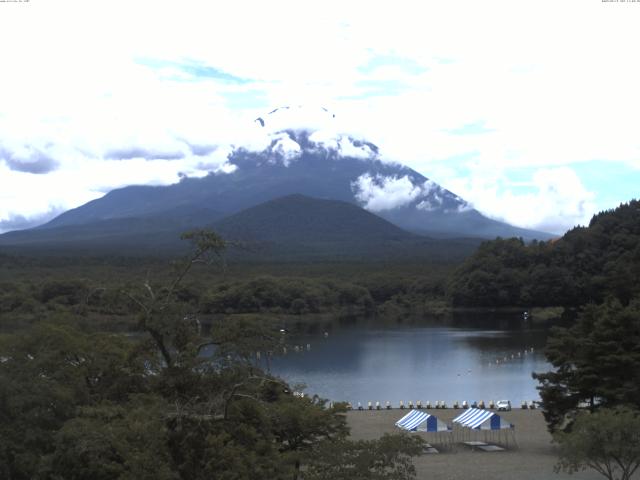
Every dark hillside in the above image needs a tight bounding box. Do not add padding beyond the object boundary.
[448,199,640,307]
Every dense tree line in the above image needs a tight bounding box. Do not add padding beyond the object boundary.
[202,276,374,316]
[0,231,423,479]
[0,261,453,335]
[533,298,640,432]
[448,200,640,307]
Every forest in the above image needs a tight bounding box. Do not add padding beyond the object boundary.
[448,200,640,308]
[1,201,640,478]
[0,231,425,479]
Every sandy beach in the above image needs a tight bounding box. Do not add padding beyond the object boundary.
[347,409,626,480]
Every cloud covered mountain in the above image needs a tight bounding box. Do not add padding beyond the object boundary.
[0,107,553,254]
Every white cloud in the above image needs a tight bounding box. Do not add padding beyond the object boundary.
[445,166,596,234]
[0,0,638,232]
[270,133,302,166]
[352,174,423,211]
[337,137,374,159]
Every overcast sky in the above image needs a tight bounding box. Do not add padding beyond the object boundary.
[1,0,639,234]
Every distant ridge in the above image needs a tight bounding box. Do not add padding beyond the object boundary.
[0,194,481,262]
[214,194,414,243]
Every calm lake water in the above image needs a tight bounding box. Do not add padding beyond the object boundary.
[269,314,551,406]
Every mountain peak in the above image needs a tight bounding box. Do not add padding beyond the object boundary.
[254,105,337,132]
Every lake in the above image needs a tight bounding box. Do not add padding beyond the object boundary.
[269,314,551,406]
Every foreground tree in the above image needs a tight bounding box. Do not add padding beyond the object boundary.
[534,298,640,431]
[303,433,424,480]
[555,407,640,480]
[1,230,423,479]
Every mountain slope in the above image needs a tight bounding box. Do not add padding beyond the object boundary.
[39,128,552,242]
[0,195,481,261]
[213,194,414,243]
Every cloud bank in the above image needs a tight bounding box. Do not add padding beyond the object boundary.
[352,174,426,212]
[0,0,638,234]
[447,166,596,234]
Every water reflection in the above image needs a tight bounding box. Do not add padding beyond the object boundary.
[270,315,550,405]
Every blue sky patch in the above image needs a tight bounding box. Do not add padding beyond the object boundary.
[136,57,252,84]
[358,54,427,75]
[221,89,270,110]
[572,161,639,210]
[448,121,494,135]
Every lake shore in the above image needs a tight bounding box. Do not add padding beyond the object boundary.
[346,409,607,480]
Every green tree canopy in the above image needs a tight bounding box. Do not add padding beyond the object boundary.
[555,407,640,480]
[534,298,640,432]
